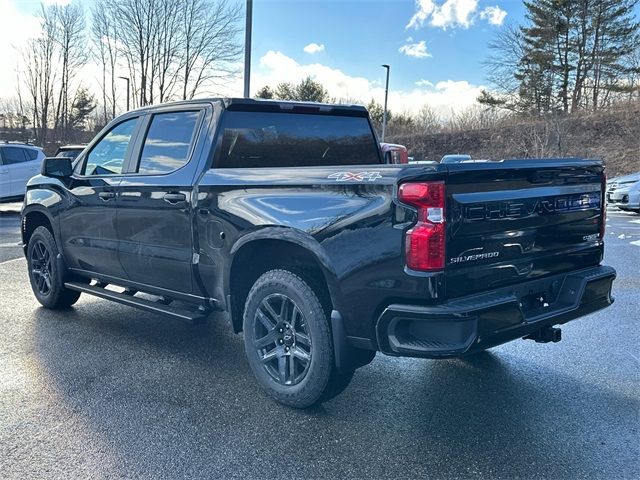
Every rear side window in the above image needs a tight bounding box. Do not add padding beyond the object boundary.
[26,149,39,160]
[215,111,380,168]
[1,147,29,164]
[137,111,200,175]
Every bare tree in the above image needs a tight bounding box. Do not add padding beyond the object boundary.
[482,24,526,102]
[152,0,185,102]
[92,0,119,122]
[416,104,441,133]
[52,3,87,142]
[106,0,155,107]
[179,0,242,99]
[22,6,59,145]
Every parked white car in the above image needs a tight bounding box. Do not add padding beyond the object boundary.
[0,142,46,201]
[607,172,640,213]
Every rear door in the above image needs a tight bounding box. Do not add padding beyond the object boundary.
[444,160,604,298]
[116,107,207,294]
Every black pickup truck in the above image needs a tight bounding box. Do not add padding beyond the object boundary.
[21,98,615,407]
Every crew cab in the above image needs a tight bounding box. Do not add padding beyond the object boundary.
[21,98,615,407]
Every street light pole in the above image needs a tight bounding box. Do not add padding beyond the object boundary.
[243,0,253,98]
[381,64,390,142]
[118,76,130,111]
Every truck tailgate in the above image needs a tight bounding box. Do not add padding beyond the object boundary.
[444,160,605,298]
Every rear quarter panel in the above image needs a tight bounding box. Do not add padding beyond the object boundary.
[195,165,442,342]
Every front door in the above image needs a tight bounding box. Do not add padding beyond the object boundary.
[117,109,204,294]
[58,116,141,279]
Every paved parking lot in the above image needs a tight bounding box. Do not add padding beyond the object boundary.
[0,202,638,479]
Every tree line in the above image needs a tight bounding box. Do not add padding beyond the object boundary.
[1,0,638,148]
[4,0,242,147]
[481,0,639,114]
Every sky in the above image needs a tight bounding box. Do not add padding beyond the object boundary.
[1,0,530,117]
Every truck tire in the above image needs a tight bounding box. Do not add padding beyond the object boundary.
[27,226,81,309]
[243,269,353,408]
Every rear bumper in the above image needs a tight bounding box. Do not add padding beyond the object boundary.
[376,265,615,358]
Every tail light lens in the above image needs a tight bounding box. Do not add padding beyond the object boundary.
[397,147,409,164]
[600,172,607,239]
[398,181,445,271]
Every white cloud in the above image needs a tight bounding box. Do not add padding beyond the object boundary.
[399,40,432,58]
[251,50,484,117]
[407,0,506,29]
[480,6,507,26]
[303,42,325,54]
[415,79,434,87]
[407,0,479,30]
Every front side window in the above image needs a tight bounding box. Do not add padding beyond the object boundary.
[1,147,29,165]
[84,117,139,176]
[215,111,381,168]
[137,111,200,175]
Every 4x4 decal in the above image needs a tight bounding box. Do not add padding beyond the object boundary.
[327,171,382,182]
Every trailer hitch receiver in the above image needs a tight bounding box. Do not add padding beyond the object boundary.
[524,326,562,343]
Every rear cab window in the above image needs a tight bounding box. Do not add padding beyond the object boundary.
[215,111,381,168]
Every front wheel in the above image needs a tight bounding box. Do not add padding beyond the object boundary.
[243,269,353,408]
[27,226,81,309]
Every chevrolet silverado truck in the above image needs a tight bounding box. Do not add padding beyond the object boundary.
[21,98,616,407]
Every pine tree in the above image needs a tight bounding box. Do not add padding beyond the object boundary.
[68,88,96,131]
[295,77,329,103]
[492,0,639,114]
[587,0,640,110]
[255,86,274,99]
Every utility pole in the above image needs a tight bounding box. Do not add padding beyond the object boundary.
[118,76,130,111]
[244,0,253,98]
[381,64,390,142]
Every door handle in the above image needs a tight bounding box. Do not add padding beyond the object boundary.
[163,192,186,204]
[99,191,116,201]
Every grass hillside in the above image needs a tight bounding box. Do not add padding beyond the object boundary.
[390,102,640,177]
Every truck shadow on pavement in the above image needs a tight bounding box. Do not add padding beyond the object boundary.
[29,301,638,478]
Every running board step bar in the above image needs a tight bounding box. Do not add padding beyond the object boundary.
[64,281,208,322]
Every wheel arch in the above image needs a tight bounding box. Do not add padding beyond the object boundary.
[227,228,344,334]
[21,205,58,255]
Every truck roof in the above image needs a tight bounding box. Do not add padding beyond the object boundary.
[126,97,369,117]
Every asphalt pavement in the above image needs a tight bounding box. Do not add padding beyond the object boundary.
[0,202,22,263]
[0,202,638,479]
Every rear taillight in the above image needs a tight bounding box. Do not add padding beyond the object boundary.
[600,172,606,239]
[398,181,445,271]
[397,147,409,164]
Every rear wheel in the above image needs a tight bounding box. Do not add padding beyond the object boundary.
[243,269,353,408]
[27,226,81,309]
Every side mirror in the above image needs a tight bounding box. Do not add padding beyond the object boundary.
[41,157,73,178]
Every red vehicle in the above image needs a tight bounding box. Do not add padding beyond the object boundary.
[380,142,408,164]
